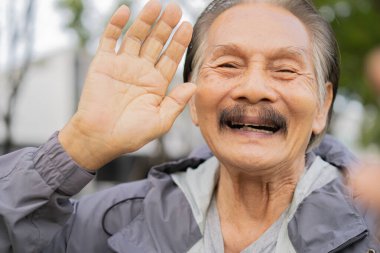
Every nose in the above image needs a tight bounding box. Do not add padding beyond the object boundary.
[230,68,278,104]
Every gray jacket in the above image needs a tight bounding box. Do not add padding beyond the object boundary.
[0,132,379,253]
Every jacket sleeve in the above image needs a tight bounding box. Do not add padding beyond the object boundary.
[0,132,94,253]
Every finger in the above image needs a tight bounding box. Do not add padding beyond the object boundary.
[118,0,162,55]
[156,21,193,82]
[159,83,196,132]
[140,2,182,63]
[98,5,130,53]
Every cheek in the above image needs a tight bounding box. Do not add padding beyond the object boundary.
[193,86,216,123]
[282,86,319,125]
[195,76,232,113]
[292,96,317,116]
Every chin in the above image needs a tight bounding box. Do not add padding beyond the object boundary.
[216,147,287,173]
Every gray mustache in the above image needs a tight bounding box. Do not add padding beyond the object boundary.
[219,104,288,134]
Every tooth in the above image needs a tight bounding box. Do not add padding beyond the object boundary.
[241,126,273,133]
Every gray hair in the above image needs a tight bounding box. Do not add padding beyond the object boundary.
[183,0,340,150]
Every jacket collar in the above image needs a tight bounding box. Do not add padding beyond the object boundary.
[287,176,370,252]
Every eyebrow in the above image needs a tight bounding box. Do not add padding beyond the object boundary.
[268,46,309,64]
[208,44,245,61]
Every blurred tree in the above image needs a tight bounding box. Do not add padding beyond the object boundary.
[1,0,36,154]
[57,0,91,105]
[315,0,380,104]
[57,0,90,48]
[314,0,380,147]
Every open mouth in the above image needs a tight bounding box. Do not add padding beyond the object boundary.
[219,104,287,135]
[227,121,281,134]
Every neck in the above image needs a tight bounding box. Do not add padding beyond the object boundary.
[216,158,305,252]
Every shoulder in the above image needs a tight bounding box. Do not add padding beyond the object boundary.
[289,171,379,252]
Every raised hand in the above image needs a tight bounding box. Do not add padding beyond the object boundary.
[59,0,195,171]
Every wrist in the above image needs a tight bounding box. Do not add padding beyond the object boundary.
[58,116,115,172]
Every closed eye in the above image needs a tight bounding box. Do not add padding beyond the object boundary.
[277,69,296,73]
[272,67,299,80]
[218,63,237,68]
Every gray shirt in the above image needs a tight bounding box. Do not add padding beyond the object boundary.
[204,196,285,253]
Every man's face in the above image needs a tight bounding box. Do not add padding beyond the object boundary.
[190,3,332,174]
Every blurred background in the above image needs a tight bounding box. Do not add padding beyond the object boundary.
[0,0,380,192]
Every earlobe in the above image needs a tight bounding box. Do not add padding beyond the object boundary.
[189,96,199,126]
[312,82,333,134]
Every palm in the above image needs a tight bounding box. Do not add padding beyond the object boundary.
[100,52,169,94]
[80,52,169,151]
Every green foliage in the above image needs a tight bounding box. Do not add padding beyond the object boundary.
[314,0,380,104]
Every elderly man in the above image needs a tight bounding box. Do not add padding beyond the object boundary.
[0,0,378,252]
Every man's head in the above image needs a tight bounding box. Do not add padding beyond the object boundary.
[184,0,340,173]
[184,0,339,151]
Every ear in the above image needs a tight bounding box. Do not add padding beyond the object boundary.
[189,95,199,126]
[312,82,333,135]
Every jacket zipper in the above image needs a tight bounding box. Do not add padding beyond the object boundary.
[328,230,368,253]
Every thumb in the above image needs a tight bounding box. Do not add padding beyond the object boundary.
[159,82,196,132]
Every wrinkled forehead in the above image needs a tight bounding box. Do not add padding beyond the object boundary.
[205,2,312,59]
